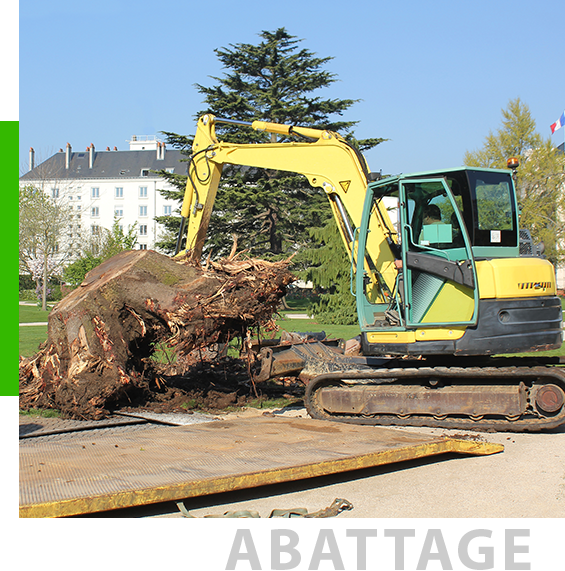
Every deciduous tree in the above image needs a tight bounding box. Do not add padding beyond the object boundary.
[19,185,70,310]
[464,98,565,266]
[63,219,138,287]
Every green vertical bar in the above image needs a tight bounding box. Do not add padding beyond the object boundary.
[2,121,19,396]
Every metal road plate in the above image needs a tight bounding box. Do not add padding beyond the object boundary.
[115,411,221,425]
[19,416,503,518]
[19,415,146,438]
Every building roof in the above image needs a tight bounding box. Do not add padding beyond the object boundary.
[20,148,187,182]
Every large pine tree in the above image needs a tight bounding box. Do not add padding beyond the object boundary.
[155,28,385,323]
[156,28,383,259]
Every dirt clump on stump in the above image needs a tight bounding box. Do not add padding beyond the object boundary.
[19,249,295,420]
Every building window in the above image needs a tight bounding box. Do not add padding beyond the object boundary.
[139,186,148,198]
[114,207,123,218]
[91,225,100,235]
[52,188,59,198]
[68,195,73,201]
[138,244,147,250]
[91,187,99,199]
[91,206,99,217]
[115,187,123,198]
[77,205,81,210]
[163,205,172,215]
[140,169,150,177]
[139,205,148,217]
[139,225,148,236]
[77,195,81,201]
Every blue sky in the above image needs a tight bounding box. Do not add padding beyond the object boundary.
[19,0,565,177]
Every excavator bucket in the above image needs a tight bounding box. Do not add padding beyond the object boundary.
[20,415,503,518]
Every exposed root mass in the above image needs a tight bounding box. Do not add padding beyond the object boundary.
[19,249,295,419]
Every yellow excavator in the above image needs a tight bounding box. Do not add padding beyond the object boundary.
[174,114,564,431]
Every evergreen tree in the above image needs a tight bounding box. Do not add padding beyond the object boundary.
[155,28,383,261]
[298,219,358,324]
[464,98,565,266]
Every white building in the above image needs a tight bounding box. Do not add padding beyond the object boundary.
[20,136,185,254]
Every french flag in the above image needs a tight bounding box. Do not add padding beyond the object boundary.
[550,111,565,134]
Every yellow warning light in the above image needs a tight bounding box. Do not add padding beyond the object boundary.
[507,157,519,169]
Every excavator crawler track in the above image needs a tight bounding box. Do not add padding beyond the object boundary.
[305,365,565,432]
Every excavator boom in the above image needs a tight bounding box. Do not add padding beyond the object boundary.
[176,114,399,298]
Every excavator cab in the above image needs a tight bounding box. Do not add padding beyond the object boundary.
[355,168,562,357]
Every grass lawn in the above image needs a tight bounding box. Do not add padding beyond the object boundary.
[19,304,52,323]
[19,304,51,357]
[19,408,61,418]
[275,316,360,342]
[19,325,48,358]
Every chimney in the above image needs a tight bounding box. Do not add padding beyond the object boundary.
[65,142,71,169]
[113,146,118,151]
[29,147,35,171]
[89,143,95,169]
[157,142,166,160]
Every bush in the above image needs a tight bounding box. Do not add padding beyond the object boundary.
[48,283,63,302]
[20,283,63,303]
[63,254,102,288]
[19,289,37,302]
[19,274,35,291]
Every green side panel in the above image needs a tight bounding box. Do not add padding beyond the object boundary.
[3,120,19,397]
[472,246,519,259]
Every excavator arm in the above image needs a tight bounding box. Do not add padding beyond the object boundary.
[175,114,398,297]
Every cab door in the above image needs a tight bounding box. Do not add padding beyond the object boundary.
[399,178,478,327]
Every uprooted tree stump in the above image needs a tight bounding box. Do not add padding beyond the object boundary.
[19,249,295,419]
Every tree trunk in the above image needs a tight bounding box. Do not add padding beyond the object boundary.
[42,252,48,312]
[19,249,294,419]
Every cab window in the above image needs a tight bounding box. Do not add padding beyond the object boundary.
[403,181,465,252]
